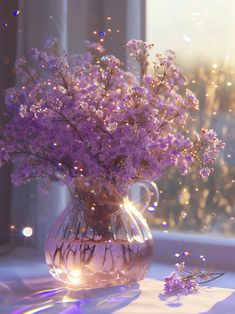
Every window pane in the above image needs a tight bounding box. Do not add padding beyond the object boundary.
[147,0,235,236]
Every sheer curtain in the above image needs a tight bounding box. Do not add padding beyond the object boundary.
[0,0,145,258]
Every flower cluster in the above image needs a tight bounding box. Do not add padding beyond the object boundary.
[0,38,224,192]
[163,262,224,295]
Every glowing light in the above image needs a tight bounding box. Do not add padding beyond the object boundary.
[183,35,192,42]
[99,31,105,36]
[63,295,75,303]
[181,211,188,218]
[10,225,15,229]
[106,16,112,20]
[212,63,218,69]
[24,304,53,314]
[68,269,81,284]
[13,10,20,16]
[174,253,180,258]
[162,221,168,227]
[148,206,155,212]
[2,22,8,28]
[183,251,190,257]
[22,227,33,237]
[227,81,232,87]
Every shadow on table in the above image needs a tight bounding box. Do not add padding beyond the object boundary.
[0,275,141,314]
[200,291,235,314]
[158,290,199,308]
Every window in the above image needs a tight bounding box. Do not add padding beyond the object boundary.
[147,0,235,237]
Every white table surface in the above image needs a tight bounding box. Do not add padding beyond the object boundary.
[0,255,235,314]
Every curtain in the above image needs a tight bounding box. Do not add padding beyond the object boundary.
[0,0,145,258]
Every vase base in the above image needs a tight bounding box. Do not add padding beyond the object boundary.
[46,239,153,289]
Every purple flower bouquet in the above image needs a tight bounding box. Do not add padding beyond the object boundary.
[0,38,224,288]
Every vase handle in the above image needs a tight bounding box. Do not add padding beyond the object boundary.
[127,180,159,214]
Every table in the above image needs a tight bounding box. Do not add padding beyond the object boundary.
[1,256,235,314]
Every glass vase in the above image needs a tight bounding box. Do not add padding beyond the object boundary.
[45,177,158,289]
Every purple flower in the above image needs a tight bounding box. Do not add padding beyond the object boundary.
[163,262,224,295]
[199,167,212,178]
[0,38,224,193]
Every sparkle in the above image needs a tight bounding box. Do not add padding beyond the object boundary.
[106,16,112,20]
[99,31,105,37]
[148,206,155,212]
[10,225,15,229]
[174,253,180,258]
[183,251,190,256]
[13,10,20,16]
[69,269,81,284]
[22,227,33,237]
[183,35,192,42]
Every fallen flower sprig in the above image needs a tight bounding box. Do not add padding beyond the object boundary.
[163,262,224,294]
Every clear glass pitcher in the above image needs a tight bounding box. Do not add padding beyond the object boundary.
[45,177,159,289]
